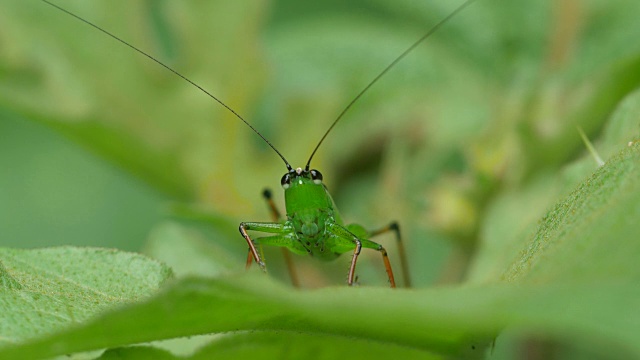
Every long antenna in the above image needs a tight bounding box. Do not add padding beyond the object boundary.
[305,0,476,171]
[41,0,293,172]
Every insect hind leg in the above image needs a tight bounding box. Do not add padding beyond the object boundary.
[331,223,397,288]
[262,188,300,287]
[262,188,282,219]
[358,237,396,289]
[369,222,411,287]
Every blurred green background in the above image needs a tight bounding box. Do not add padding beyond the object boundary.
[2,0,640,283]
[2,0,640,358]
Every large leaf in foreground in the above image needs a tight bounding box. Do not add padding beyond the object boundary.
[0,247,172,346]
[1,143,638,359]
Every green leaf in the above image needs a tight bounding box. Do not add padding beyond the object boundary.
[599,88,640,154]
[470,89,640,284]
[0,276,635,360]
[98,346,176,360]
[189,332,441,360]
[1,142,639,359]
[503,144,640,283]
[0,247,172,346]
[143,222,240,278]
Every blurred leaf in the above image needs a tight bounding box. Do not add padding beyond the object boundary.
[189,332,440,360]
[599,88,640,154]
[470,90,640,283]
[0,247,172,346]
[143,222,240,278]
[98,346,176,360]
[503,144,640,283]
[0,0,269,203]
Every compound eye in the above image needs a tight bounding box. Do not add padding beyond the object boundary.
[310,169,323,184]
[280,173,291,189]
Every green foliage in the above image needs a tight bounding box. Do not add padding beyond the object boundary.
[0,247,172,346]
[1,0,640,359]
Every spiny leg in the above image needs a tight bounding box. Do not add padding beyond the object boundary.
[355,241,396,288]
[369,222,410,287]
[377,245,396,288]
[240,224,265,271]
[245,236,267,270]
[239,221,288,272]
[247,233,309,272]
[243,189,283,271]
[244,240,267,270]
[263,188,300,287]
[331,223,397,288]
[347,238,363,287]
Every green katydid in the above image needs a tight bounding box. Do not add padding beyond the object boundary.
[43,0,476,288]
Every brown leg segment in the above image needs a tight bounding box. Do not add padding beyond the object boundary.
[369,222,411,288]
[245,242,267,270]
[245,248,254,269]
[239,223,266,272]
[263,188,300,287]
[262,189,281,219]
[347,238,363,286]
[377,245,396,288]
[280,249,300,287]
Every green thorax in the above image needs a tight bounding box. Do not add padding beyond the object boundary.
[283,168,343,259]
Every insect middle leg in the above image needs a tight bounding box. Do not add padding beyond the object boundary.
[262,189,300,287]
[329,223,397,288]
[359,238,396,288]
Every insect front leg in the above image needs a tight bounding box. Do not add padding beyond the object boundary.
[239,222,285,272]
[239,222,304,274]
